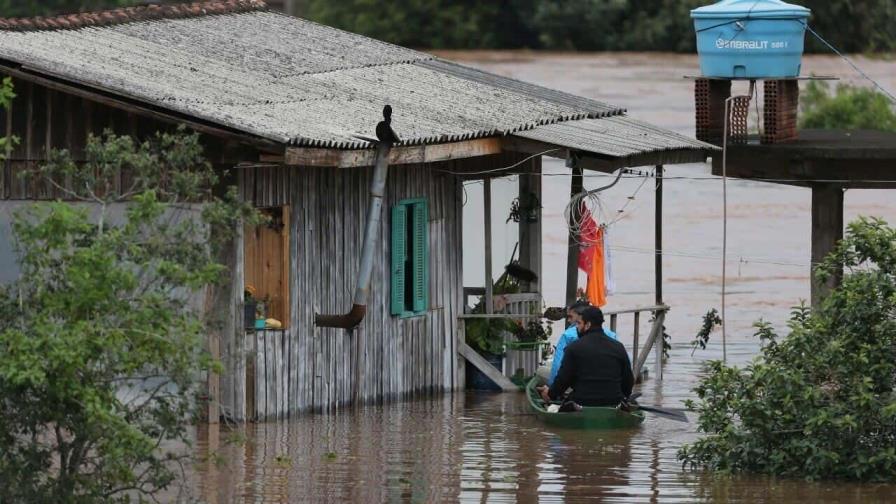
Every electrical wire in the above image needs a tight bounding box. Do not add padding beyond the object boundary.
[609,244,811,268]
[608,173,651,226]
[435,148,561,176]
[563,167,634,247]
[805,23,896,104]
[458,170,896,185]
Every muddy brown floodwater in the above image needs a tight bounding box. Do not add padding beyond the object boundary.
[186,52,896,502]
[188,343,896,503]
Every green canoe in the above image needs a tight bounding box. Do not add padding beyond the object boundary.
[526,377,645,429]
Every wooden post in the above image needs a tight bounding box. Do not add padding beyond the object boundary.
[654,311,664,382]
[635,310,665,383]
[565,164,584,306]
[655,165,663,305]
[484,177,494,314]
[631,311,640,379]
[206,311,220,424]
[456,319,466,390]
[811,185,844,306]
[654,166,664,382]
[518,156,542,293]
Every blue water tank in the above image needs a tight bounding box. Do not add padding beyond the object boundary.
[692,0,811,78]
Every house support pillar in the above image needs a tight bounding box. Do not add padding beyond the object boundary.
[564,164,584,306]
[519,156,542,293]
[811,184,843,306]
[654,165,664,382]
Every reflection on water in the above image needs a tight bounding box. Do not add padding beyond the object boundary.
[191,343,896,503]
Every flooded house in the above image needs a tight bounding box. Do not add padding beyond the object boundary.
[0,0,714,422]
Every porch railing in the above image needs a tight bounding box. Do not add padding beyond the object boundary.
[456,303,670,391]
[604,304,669,382]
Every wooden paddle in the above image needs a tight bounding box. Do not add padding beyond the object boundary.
[631,403,689,423]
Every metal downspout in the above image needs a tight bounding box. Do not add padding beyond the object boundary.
[314,143,391,328]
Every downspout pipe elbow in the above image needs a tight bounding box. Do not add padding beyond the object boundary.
[314,142,391,329]
[314,304,367,329]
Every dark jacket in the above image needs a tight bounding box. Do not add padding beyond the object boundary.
[548,327,634,406]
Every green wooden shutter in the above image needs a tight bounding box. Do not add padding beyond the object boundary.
[411,201,428,313]
[390,204,407,315]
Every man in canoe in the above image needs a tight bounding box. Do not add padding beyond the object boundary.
[537,306,634,407]
[547,301,618,386]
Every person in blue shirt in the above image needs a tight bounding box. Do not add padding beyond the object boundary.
[548,301,617,386]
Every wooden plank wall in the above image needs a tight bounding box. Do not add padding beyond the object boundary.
[0,75,191,200]
[238,153,535,418]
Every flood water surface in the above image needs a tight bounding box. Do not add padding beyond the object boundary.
[191,343,896,503]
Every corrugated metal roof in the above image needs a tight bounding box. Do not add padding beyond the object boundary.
[0,9,624,149]
[513,115,717,160]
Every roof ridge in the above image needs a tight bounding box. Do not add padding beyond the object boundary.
[0,0,267,32]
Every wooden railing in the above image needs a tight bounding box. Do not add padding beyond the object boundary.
[460,292,544,381]
[457,303,671,391]
[604,304,669,382]
[497,293,544,381]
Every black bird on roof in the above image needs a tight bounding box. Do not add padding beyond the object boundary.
[375,105,401,145]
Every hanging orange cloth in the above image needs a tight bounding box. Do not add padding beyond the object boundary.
[585,227,607,307]
[576,202,607,307]
[577,202,599,273]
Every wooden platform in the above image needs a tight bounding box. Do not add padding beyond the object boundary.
[712,129,896,189]
[710,128,896,304]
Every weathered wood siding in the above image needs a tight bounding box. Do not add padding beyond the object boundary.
[0,76,264,201]
[239,159,472,416]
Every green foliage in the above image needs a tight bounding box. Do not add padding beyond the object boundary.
[4,0,896,53]
[679,217,896,482]
[0,0,138,17]
[464,275,519,355]
[0,77,16,160]
[301,0,896,52]
[533,0,703,51]
[801,81,896,131]
[690,308,722,356]
[799,0,896,53]
[306,0,540,49]
[0,129,257,501]
[464,317,517,356]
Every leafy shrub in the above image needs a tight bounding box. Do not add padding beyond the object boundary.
[800,81,896,132]
[0,129,257,501]
[679,217,896,482]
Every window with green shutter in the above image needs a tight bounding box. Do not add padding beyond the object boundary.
[390,198,428,317]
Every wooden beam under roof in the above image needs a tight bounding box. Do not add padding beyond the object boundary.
[285,137,503,167]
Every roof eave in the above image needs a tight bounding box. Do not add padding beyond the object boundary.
[1,61,285,152]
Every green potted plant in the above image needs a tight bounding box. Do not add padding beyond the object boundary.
[464,274,522,390]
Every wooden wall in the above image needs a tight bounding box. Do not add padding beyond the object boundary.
[0,77,175,199]
[0,75,263,201]
[237,153,535,417]
[238,160,462,415]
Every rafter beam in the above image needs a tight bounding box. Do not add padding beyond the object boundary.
[284,137,503,167]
